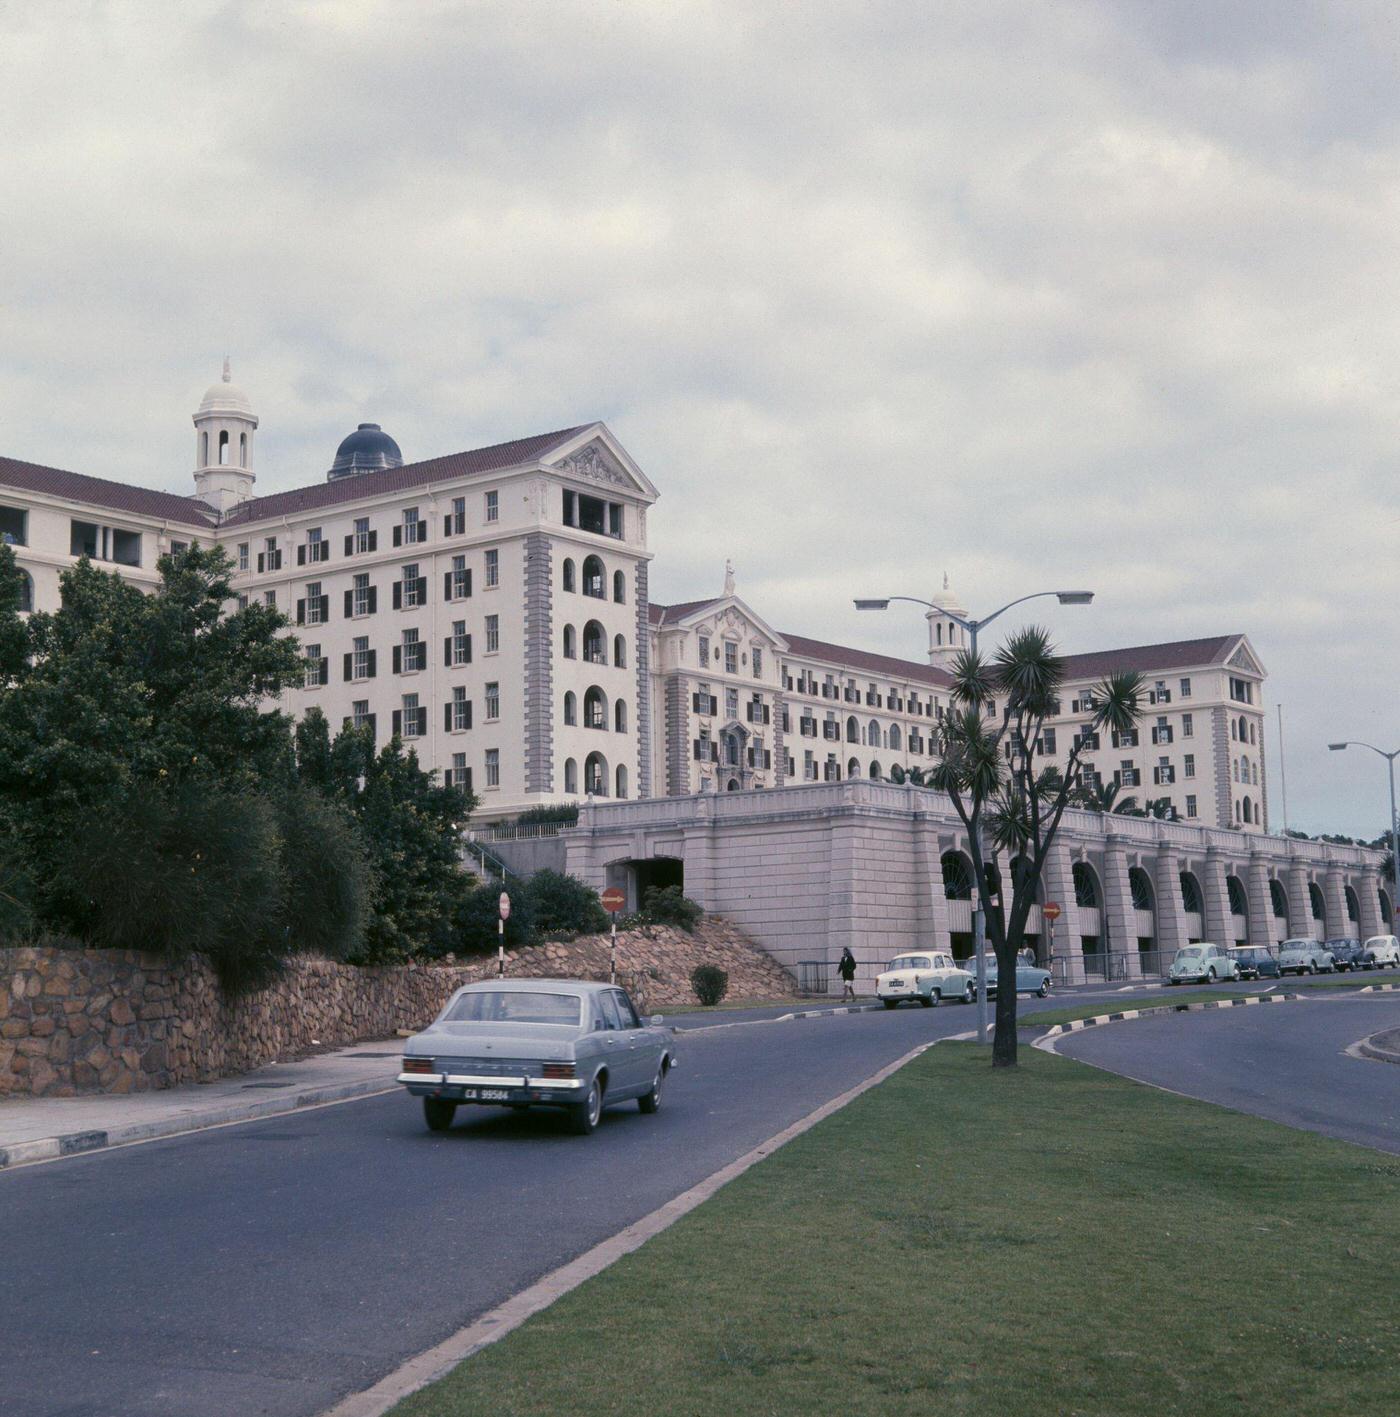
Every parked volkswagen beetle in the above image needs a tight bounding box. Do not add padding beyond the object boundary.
[1362,935,1400,969]
[398,979,677,1135]
[1168,943,1239,985]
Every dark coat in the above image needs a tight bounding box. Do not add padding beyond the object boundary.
[837,949,857,981]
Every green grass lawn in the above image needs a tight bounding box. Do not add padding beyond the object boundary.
[1019,993,1243,1029]
[390,1044,1400,1417]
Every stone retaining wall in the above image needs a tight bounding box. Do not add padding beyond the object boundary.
[0,919,794,1098]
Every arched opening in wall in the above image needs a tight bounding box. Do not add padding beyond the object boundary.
[1180,871,1204,916]
[1270,879,1288,920]
[613,634,627,669]
[17,570,33,614]
[889,764,906,784]
[1309,882,1325,923]
[563,691,577,726]
[846,716,859,743]
[868,760,881,780]
[562,558,576,593]
[847,756,860,779]
[1242,799,1253,825]
[584,751,608,795]
[1226,875,1248,917]
[582,555,605,598]
[562,624,576,658]
[614,700,628,733]
[218,430,229,465]
[200,431,209,465]
[1345,885,1360,924]
[889,724,902,750]
[615,764,628,799]
[239,432,248,467]
[613,569,626,604]
[1381,889,1394,925]
[582,620,606,665]
[1073,862,1100,909]
[584,686,607,729]
[942,851,974,900]
[726,778,740,791]
[564,758,578,794]
[626,856,684,913]
[1129,867,1154,912]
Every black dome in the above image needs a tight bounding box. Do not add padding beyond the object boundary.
[327,423,404,481]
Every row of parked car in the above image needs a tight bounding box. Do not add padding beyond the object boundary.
[874,951,1052,1007]
[1168,934,1400,983]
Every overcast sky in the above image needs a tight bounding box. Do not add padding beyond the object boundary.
[3,1,1397,835]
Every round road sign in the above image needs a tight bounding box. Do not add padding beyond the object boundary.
[1042,902,1062,922]
[498,892,511,920]
[600,887,626,914]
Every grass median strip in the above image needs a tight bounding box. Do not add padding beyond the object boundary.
[389,1044,1400,1417]
[1019,992,1242,1029]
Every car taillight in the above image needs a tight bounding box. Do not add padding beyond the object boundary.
[541,1062,576,1079]
[403,1058,434,1074]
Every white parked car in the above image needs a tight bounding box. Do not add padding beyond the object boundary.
[876,952,976,1008]
[1362,935,1400,969]
[1278,938,1336,975]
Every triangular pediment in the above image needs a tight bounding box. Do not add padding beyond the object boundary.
[665,595,789,653]
[545,424,659,500]
[1226,637,1266,677]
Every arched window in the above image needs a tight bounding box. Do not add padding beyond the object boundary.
[562,624,576,658]
[615,764,628,798]
[846,716,859,743]
[1227,875,1248,915]
[847,756,860,779]
[941,852,974,900]
[1270,879,1288,919]
[218,430,229,465]
[1180,872,1204,914]
[1072,862,1100,909]
[1309,882,1325,921]
[1238,715,1248,740]
[582,620,606,665]
[869,760,881,780]
[16,569,33,614]
[937,623,943,644]
[563,691,577,726]
[1242,798,1252,824]
[889,764,906,783]
[200,430,209,465]
[1346,885,1360,922]
[1249,722,1256,744]
[585,751,607,795]
[888,724,902,751]
[582,555,605,598]
[614,700,628,733]
[562,558,575,593]
[614,634,627,669]
[613,569,626,604]
[239,432,248,467]
[1129,867,1154,911]
[584,686,607,729]
[866,720,881,747]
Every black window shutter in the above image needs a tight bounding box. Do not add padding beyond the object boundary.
[464,570,471,596]
[416,708,427,736]
[320,594,329,622]
[392,710,402,737]
[465,702,472,728]
[296,599,305,625]
[344,534,353,556]
[343,652,353,681]
[392,582,402,611]
[443,515,451,536]
[444,702,453,732]
[322,543,331,562]
[764,706,771,724]
[344,589,353,617]
[366,714,375,737]
[692,693,700,713]
[392,646,402,675]
[416,577,427,604]
[392,525,401,548]
[694,740,701,760]
[464,635,472,662]
[319,658,329,686]
[366,650,376,678]
[764,750,772,769]
[444,571,452,600]
[296,545,306,566]
[367,586,377,614]
[368,529,378,551]
[257,553,265,573]
[444,637,452,666]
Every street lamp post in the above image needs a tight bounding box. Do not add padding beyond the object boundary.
[1329,741,1400,929]
[855,588,1095,1044]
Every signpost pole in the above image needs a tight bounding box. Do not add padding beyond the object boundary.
[600,886,626,986]
[1043,902,1062,981]
[497,891,511,976]
[610,918,617,985]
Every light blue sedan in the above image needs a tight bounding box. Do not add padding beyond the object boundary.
[398,979,677,1136]
[978,954,1051,999]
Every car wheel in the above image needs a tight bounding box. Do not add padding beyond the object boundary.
[1307,962,1317,975]
[423,1098,457,1133]
[638,1062,665,1114]
[570,1077,604,1135]
[1038,979,1050,998]
[963,982,976,1004]
[928,988,941,1007]
[882,999,898,1010]
[1206,968,1217,982]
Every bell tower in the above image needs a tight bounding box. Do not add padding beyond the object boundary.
[193,358,258,514]
[926,572,969,670]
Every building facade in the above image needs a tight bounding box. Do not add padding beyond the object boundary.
[1,368,1266,830]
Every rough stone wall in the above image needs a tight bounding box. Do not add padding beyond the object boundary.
[0,918,794,1099]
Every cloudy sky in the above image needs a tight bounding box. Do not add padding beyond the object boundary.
[3,1,1397,834]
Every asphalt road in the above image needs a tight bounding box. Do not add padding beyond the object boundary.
[1053,993,1400,1154]
[0,1002,982,1417]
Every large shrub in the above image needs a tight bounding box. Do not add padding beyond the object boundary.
[690,964,729,1007]
[513,803,579,827]
[276,785,373,963]
[453,879,538,958]
[642,885,703,932]
[526,869,608,936]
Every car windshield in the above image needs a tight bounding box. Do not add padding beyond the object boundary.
[1281,940,1312,951]
[888,956,932,971]
[1175,948,1202,960]
[443,991,582,1026]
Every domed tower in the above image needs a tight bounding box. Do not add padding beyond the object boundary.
[327,423,403,481]
[193,358,258,514]
[926,572,969,669]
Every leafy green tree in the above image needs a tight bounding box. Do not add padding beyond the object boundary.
[526,869,608,936]
[931,627,1142,1067]
[276,783,373,963]
[1074,777,1138,815]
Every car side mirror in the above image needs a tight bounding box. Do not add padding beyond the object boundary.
[649,1014,664,1026]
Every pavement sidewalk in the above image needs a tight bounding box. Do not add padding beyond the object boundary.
[0,1037,405,1170]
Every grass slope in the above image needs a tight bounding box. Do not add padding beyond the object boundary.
[393,1045,1400,1417]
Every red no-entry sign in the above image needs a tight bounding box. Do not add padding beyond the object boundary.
[498,892,511,920]
[601,887,626,914]
[1042,902,1062,922]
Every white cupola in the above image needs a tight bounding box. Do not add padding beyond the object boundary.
[192,358,258,514]
[926,572,969,670]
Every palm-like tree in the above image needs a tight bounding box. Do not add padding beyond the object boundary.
[1075,778,1139,815]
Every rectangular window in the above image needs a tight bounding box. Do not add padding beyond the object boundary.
[449,685,472,732]
[698,635,710,666]
[301,527,327,565]
[303,644,323,689]
[1182,713,1194,738]
[1040,728,1057,755]
[352,636,372,680]
[70,520,99,558]
[0,505,27,546]
[448,752,470,790]
[725,687,738,718]
[1185,794,1198,819]
[400,562,424,608]
[353,517,372,554]
[485,748,500,787]
[448,619,471,666]
[352,572,373,616]
[237,542,249,571]
[608,503,623,538]
[1229,676,1254,705]
[398,506,425,546]
[304,581,323,624]
[1184,753,1196,778]
[447,496,465,536]
[485,681,500,720]
[724,643,738,674]
[263,590,276,608]
[236,593,249,610]
[400,693,423,738]
[169,540,188,557]
[446,554,470,600]
[485,613,499,653]
[260,536,279,573]
[1179,678,1192,698]
[352,700,372,730]
[484,548,499,588]
[485,490,498,523]
[751,646,762,678]
[395,627,425,674]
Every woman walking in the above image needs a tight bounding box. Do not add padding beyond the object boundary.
[838,946,857,1001]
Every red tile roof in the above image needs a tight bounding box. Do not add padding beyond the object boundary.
[220,425,593,526]
[1057,636,1242,680]
[0,454,216,528]
[779,630,954,688]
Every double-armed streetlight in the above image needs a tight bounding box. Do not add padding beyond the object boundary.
[855,588,1095,1043]
[1328,741,1399,930]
